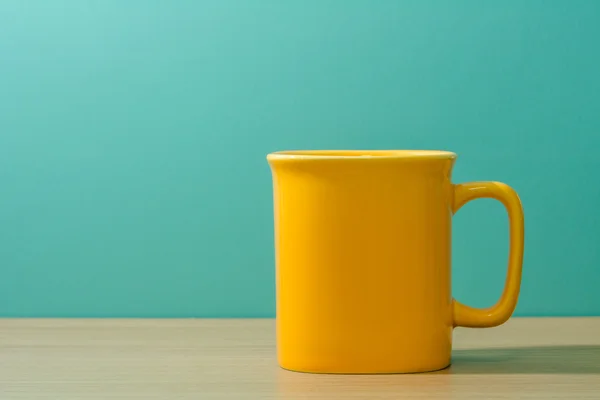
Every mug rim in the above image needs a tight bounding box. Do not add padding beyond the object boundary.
[267,150,457,160]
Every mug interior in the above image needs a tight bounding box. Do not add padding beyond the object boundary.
[267,150,457,160]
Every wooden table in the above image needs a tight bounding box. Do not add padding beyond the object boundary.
[1,318,599,399]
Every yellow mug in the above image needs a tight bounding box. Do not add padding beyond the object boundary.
[267,150,524,374]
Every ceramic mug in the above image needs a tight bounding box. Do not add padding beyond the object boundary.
[267,150,524,374]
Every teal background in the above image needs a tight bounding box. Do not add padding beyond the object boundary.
[1,1,599,317]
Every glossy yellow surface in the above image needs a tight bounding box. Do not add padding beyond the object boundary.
[267,150,524,374]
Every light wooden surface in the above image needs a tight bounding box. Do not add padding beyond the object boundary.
[1,318,599,399]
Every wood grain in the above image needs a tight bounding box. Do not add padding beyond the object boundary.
[1,318,599,399]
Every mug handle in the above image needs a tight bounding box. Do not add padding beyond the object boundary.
[452,182,525,328]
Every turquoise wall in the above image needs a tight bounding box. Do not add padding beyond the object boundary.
[1,1,599,317]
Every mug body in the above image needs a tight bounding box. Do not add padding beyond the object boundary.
[268,150,457,374]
